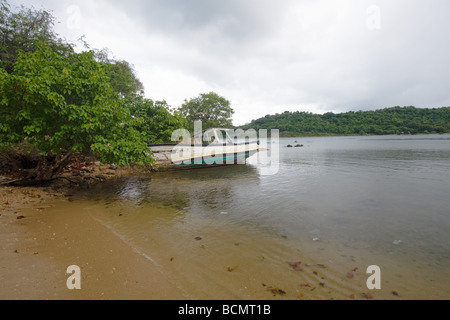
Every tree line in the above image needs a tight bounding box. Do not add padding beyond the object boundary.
[240,106,450,137]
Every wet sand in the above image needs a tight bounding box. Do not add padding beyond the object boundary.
[0,186,187,300]
[1,185,448,301]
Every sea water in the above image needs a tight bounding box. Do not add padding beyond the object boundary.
[75,135,450,300]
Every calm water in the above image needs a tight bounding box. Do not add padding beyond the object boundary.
[75,134,450,299]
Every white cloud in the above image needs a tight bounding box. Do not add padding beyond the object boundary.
[7,0,450,125]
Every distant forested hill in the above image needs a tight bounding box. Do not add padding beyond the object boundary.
[240,106,450,136]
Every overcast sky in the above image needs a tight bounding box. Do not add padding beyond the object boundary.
[8,0,450,125]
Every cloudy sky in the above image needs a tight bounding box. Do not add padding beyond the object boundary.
[8,0,450,125]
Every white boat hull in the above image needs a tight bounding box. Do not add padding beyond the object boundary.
[150,142,259,169]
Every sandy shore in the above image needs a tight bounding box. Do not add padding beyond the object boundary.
[2,183,448,301]
[0,186,187,300]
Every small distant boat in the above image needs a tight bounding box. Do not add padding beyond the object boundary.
[149,128,259,170]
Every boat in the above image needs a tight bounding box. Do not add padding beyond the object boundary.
[149,128,259,170]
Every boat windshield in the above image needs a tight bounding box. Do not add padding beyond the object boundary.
[194,129,234,145]
[215,129,234,144]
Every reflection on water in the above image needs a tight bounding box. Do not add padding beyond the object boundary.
[82,165,259,209]
[75,135,450,299]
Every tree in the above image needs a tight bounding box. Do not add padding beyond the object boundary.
[240,107,450,136]
[0,43,151,184]
[0,0,9,23]
[94,46,188,144]
[179,92,234,131]
[107,60,144,97]
[94,48,144,97]
[121,94,188,144]
[0,0,73,74]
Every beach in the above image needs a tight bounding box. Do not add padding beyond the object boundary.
[0,186,187,300]
[2,180,449,301]
[2,135,450,301]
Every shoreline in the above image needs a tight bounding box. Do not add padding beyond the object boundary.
[2,152,450,301]
[0,185,187,300]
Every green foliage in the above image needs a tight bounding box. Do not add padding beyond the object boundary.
[107,60,144,97]
[94,48,144,98]
[179,92,235,131]
[0,43,152,168]
[241,107,450,136]
[121,94,189,144]
[0,0,9,22]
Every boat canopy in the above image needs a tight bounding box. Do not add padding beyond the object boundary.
[192,128,232,145]
[191,128,259,146]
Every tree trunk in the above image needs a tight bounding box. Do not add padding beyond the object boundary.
[2,151,74,186]
[35,151,74,182]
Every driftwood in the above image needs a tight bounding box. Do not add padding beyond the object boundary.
[0,175,79,187]
[0,151,75,187]
[0,176,21,186]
